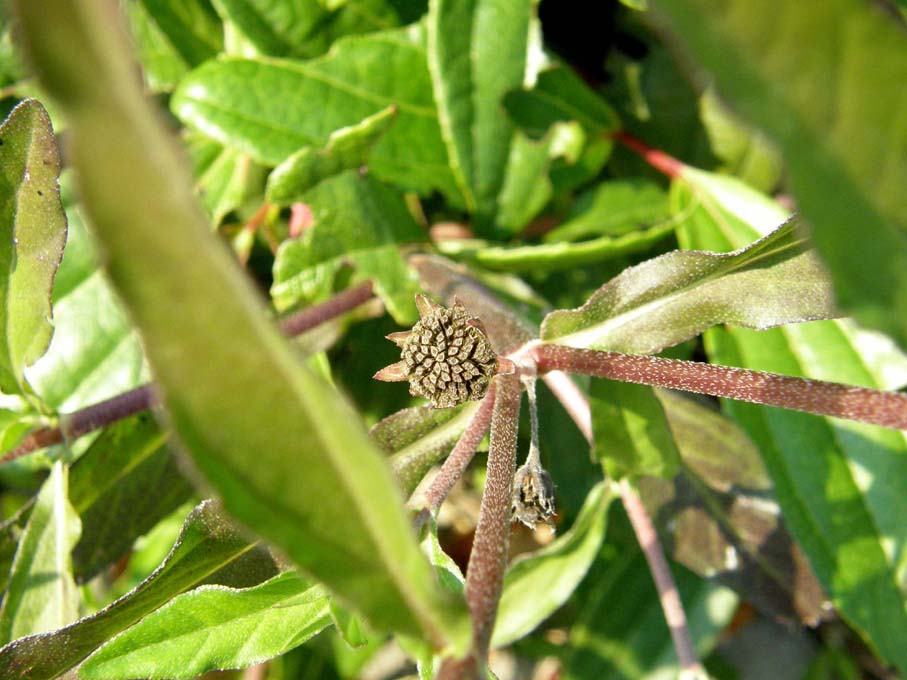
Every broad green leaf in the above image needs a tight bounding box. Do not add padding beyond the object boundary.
[638,390,830,625]
[426,0,533,220]
[172,26,464,203]
[544,179,670,242]
[80,572,331,679]
[0,407,37,456]
[371,402,480,495]
[503,61,620,138]
[540,214,837,353]
[24,181,148,411]
[210,0,407,59]
[0,461,80,644]
[0,99,67,396]
[124,0,190,92]
[137,0,222,66]
[651,0,907,347]
[563,544,737,679]
[69,414,193,582]
[186,135,265,226]
[270,171,424,324]
[18,0,469,649]
[435,220,674,274]
[266,106,397,204]
[673,171,907,672]
[0,501,279,680]
[492,481,613,648]
[590,381,680,480]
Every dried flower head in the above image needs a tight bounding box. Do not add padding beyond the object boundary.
[511,461,556,529]
[374,294,500,408]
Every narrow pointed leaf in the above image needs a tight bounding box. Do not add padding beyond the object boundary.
[0,461,80,644]
[172,26,463,203]
[673,168,907,672]
[0,99,67,396]
[266,105,397,204]
[17,0,468,650]
[541,214,837,353]
[79,572,331,679]
[137,0,222,66]
[426,0,533,219]
[650,0,907,347]
[0,501,279,680]
[492,481,613,648]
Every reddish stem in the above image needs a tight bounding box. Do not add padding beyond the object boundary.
[464,374,522,666]
[611,130,685,179]
[422,384,497,513]
[279,280,374,336]
[534,344,907,431]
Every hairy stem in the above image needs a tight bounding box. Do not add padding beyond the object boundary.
[534,344,907,431]
[464,374,522,666]
[541,366,703,673]
[1,282,377,464]
[422,384,497,513]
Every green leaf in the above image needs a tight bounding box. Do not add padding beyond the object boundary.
[543,179,670,242]
[590,382,681,480]
[24,181,148,411]
[69,414,193,582]
[0,501,278,680]
[674,174,907,673]
[266,106,398,205]
[124,0,190,92]
[0,99,67,396]
[271,171,424,324]
[187,136,265,226]
[371,402,480,496]
[638,390,830,625]
[564,544,737,679]
[435,220,674,274]
[0,461,81,644]
[172,26,464,203]
[18,0,469,649]
[504,61,620,138]
[540,214,837,353]
[137,0,223,67]
[650,0,907,347]
[492,481,613,648]
[426,0,533,220]
[80,572,331,679]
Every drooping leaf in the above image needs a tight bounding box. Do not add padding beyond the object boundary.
[18,0,469,650]
[492,481,613,648]
[0,461,80,645]
[638,390,830,625]
[266,105,397,205]
[137,0,222,67]
[651,0,907,347]
[172,26,464,203]
[25,180,148,412]
[0,501,278,680]
[436,221,674,273]
[80,572,331,679]
[590,381,681,480]
[186,135,265,226]
[124,0,190,92]
[0,99,67,396]
[543,179,670,242]
[69,414,193,583]
[271,171,425,324]
[673,169,907,673]
[540,214,838,353]
[426,0,533,221]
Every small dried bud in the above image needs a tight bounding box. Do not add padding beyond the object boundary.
[511,462,556,529]
[374,295,498,408]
